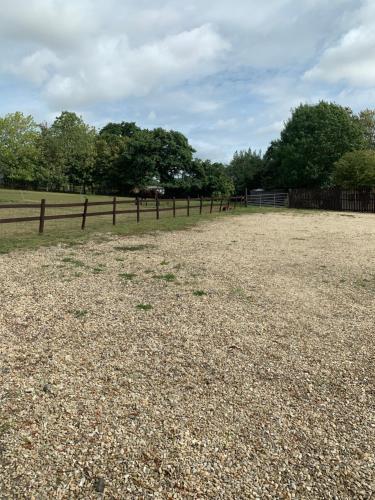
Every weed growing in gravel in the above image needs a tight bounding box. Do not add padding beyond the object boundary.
[160,260,169,266]
[62,257,85,268]
[71,309,88,319]
[93,267,104,274]
[193,290,207,296]
[154,273,176,282]
[115,258,125,262]
[114,244,155,252]
[356,276,375,290]
[136,304,153,311]
[230,287,250,300]
[119,273,137,280]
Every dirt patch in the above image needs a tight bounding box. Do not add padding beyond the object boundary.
[1,211,374,498]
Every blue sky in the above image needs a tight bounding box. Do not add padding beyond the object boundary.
[1,0,375,162]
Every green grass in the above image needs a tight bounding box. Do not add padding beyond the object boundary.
[193,290,207,297]
[114,244,155,252]
[119,272,137,280]
[0,187,285,254]
[154,273,176,282]
[71,309,88,319]
[61,257,85,267]
[136,304,153,311]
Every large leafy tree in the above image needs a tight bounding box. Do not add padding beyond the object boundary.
[41,112,96,191]
[333,150,375,189]
[100,124,196,194]
[99,121,140,138]
[358,109,375,150]
[264,102,366,188]
[227,149,264,193]
[0,112,40,185]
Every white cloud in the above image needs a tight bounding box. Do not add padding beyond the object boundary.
[12,24,229,107]
[1,0,375,161]
[305,0,375,86]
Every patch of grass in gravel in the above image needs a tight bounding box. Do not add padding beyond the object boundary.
[154,273,176,282]
[160,260,169,266]
[92,263,106,274]
[136,304,153,311]
[356,275,375,290]
[114,244,155,252]
[61,257,85,268]
[70,309,88,319]
[230,287,250,300]
[193,290,207,297]
[119,273,137,280]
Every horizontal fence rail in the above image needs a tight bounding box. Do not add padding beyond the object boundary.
[0,196,245,234]
[247,192,288,208]
[289,188,375,213]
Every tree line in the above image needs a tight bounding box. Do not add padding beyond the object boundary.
[0,111,233,196]
[228,102,375,193]
[0,102,374,197]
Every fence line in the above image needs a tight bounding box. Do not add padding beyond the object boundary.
[289,188,375,213]
[0,196,244,234]
[246,192,288,208]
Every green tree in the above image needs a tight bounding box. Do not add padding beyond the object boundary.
[333,150,375,188]
[227,149,264,193]
[264,102,366,188]
[41,112,96,192]
[106,126,196,193]
[99,121,141,138]
[0,112,40,185]
[171,159,233,196]
[358,109,375,149]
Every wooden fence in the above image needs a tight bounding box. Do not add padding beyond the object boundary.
[0,196,245,234]
[289,188,375,213]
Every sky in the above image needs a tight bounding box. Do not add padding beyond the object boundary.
[1,0,375,162]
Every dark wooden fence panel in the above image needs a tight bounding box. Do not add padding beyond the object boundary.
[289,188,375,213]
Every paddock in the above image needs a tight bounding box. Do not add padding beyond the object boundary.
[0,211,374,498]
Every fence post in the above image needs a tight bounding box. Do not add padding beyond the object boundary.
[210,197,213,214]
[200,196,203,215]
[245,188,248,206]
[156,197,160,220]
[112,196,117,225]
[173,197,176,218]
[81,198,88,230]
[187,197,190,217]
[39,199,46,234]
[136,197,140,223]
[219,197,223,212]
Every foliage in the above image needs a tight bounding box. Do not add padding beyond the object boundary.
[166,159,234,197]
[40,112,96,191]
[99,121,141,138]
[358,109,375,150]
[227,149,264,193]
[333,150,375,188]
[0,112,40,184]
[263,102,366,188]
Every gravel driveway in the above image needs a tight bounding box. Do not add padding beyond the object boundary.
[1,211,374,498]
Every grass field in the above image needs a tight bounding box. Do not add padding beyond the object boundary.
[1,210,374,497]
[0,188,275,254]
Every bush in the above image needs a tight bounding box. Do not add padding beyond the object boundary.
[333,150,375,189]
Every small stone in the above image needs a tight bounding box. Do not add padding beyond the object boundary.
[94,477,105,493]
[43,383,53,393]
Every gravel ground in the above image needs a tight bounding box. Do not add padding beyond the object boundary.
[0,211,374,499]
